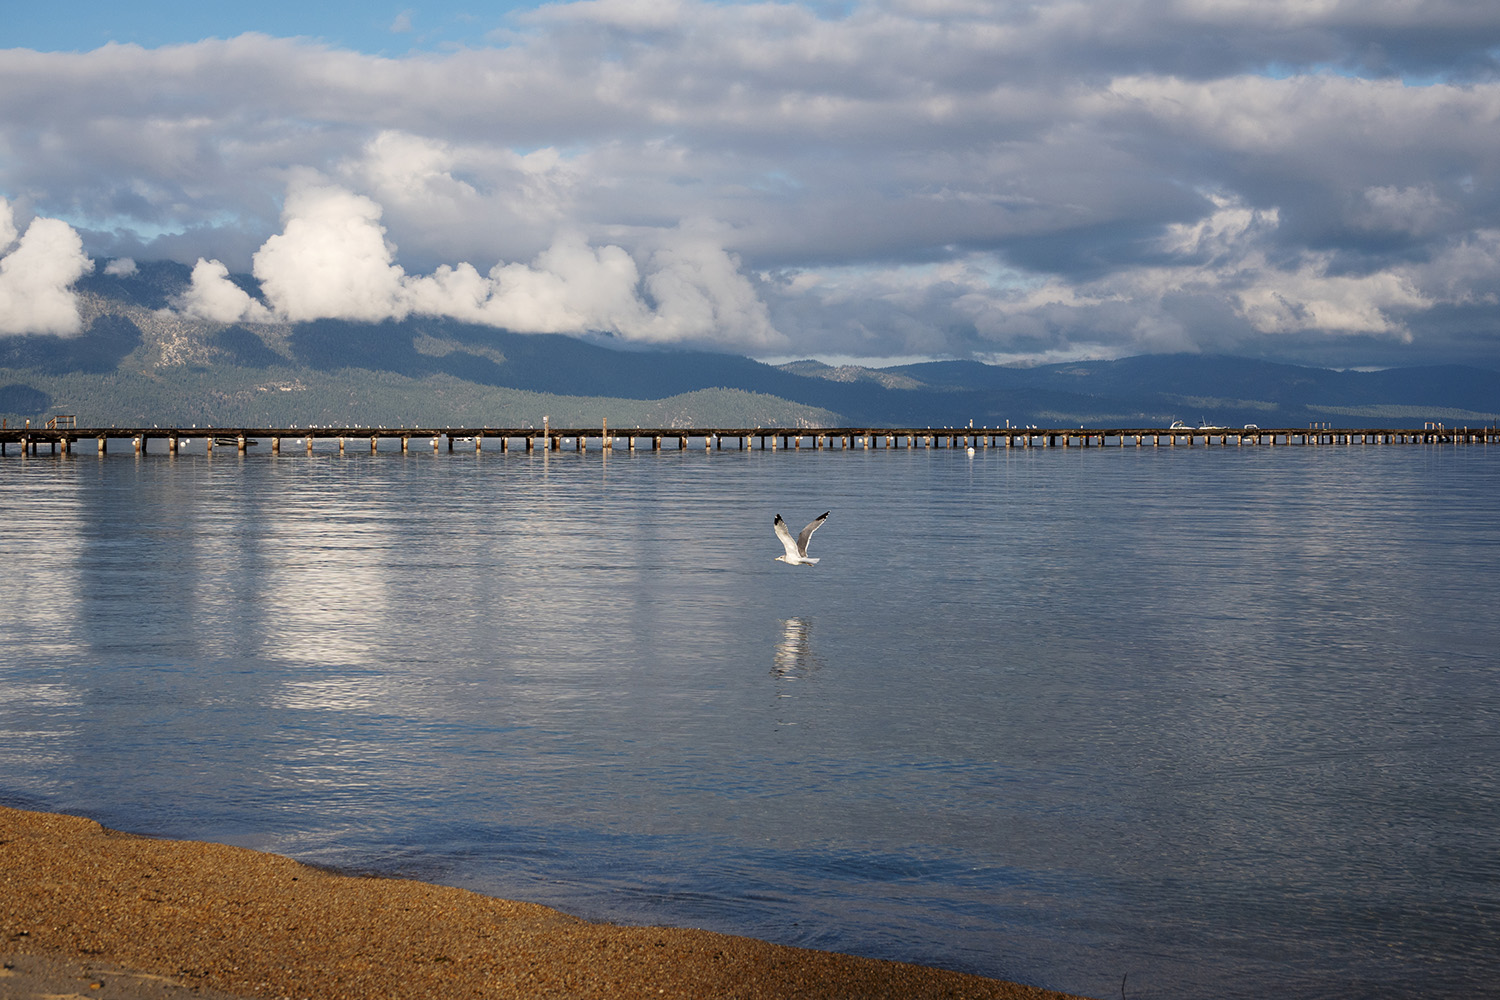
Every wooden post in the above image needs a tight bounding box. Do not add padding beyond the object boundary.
[98,435,107,455]
[271,437,280,454]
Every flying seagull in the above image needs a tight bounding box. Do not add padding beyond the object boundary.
[774,511,830,566]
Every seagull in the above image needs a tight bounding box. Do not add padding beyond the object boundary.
[774,511,829,566]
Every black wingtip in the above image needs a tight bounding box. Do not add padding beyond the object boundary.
[820,511,831,518]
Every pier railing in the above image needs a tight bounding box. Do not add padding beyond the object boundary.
[2,424,1496,457]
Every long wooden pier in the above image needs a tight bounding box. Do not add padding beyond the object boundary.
[2,421,1496,457]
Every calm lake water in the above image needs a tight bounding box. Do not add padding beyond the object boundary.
[2,441,1497,999]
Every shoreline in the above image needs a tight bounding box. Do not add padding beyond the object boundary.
[1,805,1090,999]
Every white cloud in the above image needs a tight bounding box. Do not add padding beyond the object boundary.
[1160,195,1280,260]
[1355,184,1450,236]
[345,131,580,268]
[212,180,786,348]
[103,257,138,276]
[404,234,647,333]
[1150,195,1431,335]
[1230,257,1430,336]
[252,182,410,323]
[1406,228,1500,305]
[178,257,275,323]
[770,192,1445,360]
[633,225,784,348]
[0,199,93,336]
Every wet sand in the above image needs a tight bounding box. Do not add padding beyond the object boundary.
[1,806,1089,999]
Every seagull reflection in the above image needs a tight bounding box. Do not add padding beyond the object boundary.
[772,617,821,679]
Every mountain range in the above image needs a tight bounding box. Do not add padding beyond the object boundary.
[2,260,1498,429]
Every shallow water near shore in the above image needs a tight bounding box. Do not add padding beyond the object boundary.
[2,442,1498,999]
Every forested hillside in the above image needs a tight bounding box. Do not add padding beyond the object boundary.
[2,262,1498,429]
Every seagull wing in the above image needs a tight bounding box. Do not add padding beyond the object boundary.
[796,511,830,557]
[773,514,802,560]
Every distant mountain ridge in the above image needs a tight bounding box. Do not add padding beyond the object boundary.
[1,259,1498,428]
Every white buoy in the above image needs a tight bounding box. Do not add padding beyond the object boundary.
[966,446,976,457]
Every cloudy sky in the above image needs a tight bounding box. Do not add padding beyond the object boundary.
[3,0,1500,367]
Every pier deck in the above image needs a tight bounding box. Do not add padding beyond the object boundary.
[1,424,1495,456]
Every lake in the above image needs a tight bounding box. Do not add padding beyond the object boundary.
[2,441,1497,999]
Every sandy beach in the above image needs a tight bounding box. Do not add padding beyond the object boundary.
[1,806,1089,1000]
